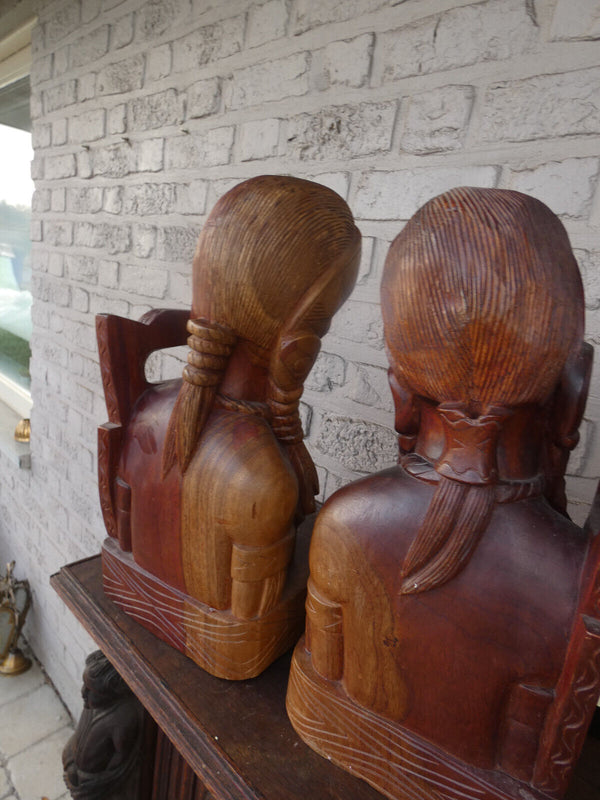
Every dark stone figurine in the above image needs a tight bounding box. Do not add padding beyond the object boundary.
[63,651,144,800]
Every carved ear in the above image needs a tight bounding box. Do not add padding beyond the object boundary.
[388,369,420,453]
[270,332,322,391]
[552,341,593,450]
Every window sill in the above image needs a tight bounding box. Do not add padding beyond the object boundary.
[0,400,30,468]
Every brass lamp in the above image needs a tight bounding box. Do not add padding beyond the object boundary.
[0,561,32,676]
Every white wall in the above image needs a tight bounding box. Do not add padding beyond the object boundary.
[0,0,598,715]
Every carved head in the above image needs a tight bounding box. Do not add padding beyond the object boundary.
[164,176,361,513]
[82,650,129,709]
[381,187,585,594]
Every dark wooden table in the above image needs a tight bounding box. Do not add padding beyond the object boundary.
[51,556,600,800]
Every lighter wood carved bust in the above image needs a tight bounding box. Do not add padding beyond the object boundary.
[287,187,600,800]
[97,176,360,679]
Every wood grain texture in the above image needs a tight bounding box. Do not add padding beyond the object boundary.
[97,176,360,679]
[287,188,599,800]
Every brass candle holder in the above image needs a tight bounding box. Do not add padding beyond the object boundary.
[0,561,32,676]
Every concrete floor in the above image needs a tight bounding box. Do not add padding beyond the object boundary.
[0,647,74,800]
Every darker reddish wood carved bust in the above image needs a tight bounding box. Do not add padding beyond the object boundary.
[97,176,360,679]
[287,187,600,800]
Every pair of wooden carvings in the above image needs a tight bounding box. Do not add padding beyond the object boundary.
[97,175,360,679]
[63,651,144,799]
[286,187,600,800]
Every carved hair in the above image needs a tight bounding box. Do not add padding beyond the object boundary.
[84,650,129,700]
[382,187,584,593]
[164,176,360,514]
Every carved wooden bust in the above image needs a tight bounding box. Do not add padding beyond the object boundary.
[287,187,600,800]
[97,176,360,679]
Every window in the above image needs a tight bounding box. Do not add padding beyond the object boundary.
[0,19,35,419]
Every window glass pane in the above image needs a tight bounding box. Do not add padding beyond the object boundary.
[0,122,33,395]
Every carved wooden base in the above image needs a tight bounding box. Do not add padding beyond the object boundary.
[102,529,311,680]
[287,642,559,800]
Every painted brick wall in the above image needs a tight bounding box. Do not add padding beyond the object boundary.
[1,0,598,714]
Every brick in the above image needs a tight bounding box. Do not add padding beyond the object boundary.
[146,44,172,81]
[575,249,600,310]
[165,128,233,168]
[36,54,53,83]
[81,0,101,24]
[187,78,221,119]
[229,52,310,109]
[247,0,288,48]
[43,80,77,113]
[92,142,133,177]
[50,280,71,307]
[479,68,600,142]
[173,17,245,72]
[287,102,396,161]
[74,222,132,254]
[65,255,98,284]
[32,122,52,149]
[30,90,42,119]
[71,25,110,68]
[104,187,123,214]
[51,189,66,212]
[48,253,64,276]
[53,119,68,145]
[239,118,280,161]
[309,172,350,199]
[132,225,156,258]
[68,109,106,143]
[505,158,599,219]
[129,89,183,130]
[77,150,93,179]
[31,156,44,180]
[108,104,127,134]
[98,55,144,95]
[136,138,165,172]
[137,0,192,40]
[175,180,208,215]
[44,222,73,247]
[329,299,384,349]
[353,166,498,220]
[292,0,387,34]
[31,219,42,241]
[306,352,346,392]
[550,0,600,41]
[45,1,80,46]
[78,73,97,102]
[54,46,69,77]
[98,260,119,288]
[312,34,374,91]
[156,225,199,262]
[119,263,168,299]
[345,363,392,411]
[375,0,537,84]
[402,85,474,155]
[314,413,397,473]
[67,187,104,214]
[111,13,134,49]
[32,189,51,213]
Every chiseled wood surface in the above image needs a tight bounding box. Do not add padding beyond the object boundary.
[51,556,385,800]
[287,188,600,800]
[96,175,360,680]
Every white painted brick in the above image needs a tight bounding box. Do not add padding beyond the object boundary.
[314,412,397,473]
[65,255,98,284]
[92,141,133,177]
[67,187,104,214]
[576,249,600,311]
[187,78,221,119]
[312,34,373,91]
[71,25,110,68]
[129,89,184,130]
[31,155,44,180]
[156,225,199,262]
[53,45,69,76]
[240,118,280,161]
[146,44,172,82]
[119,263,168,299]
[505,158,599,219]
[550,0,600,41]
[479,68,600,143]
[175,180,208,215]
[132,224,157,258]
[97,55,144,95]
[292,0,387,34]
[81,0,101,24]
[32,122,52,149]
[68,108,106,143]
[136,138,164,172]
[111,13,134,49]
[44,221,73,246]
[77,150,93,179]
[52,119,67,145]
[137,0,192,40]
[43,80,77,112]
[48,253,64,276]
[78,72,97,101]
[165,128,233,168]
[107,104,127,134]
[51,189,66,212]
[104,186,123,214]
[247,0,287,49]
[74,222,132,254]
[45,1,80,47]
[287,101,396,161]
[345,362,392,412]
[309,172,350,199]
[33,189,52,212]
[306,352,346,392]
[374,0,538,84]
[353,166,498,220]
[402,85,474,155]
[330,299,385,349]
[98,260,119,288]
[173,17,245,72]
[229,53,310,110]
[36,54,53,82]
[124,183,176,215]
